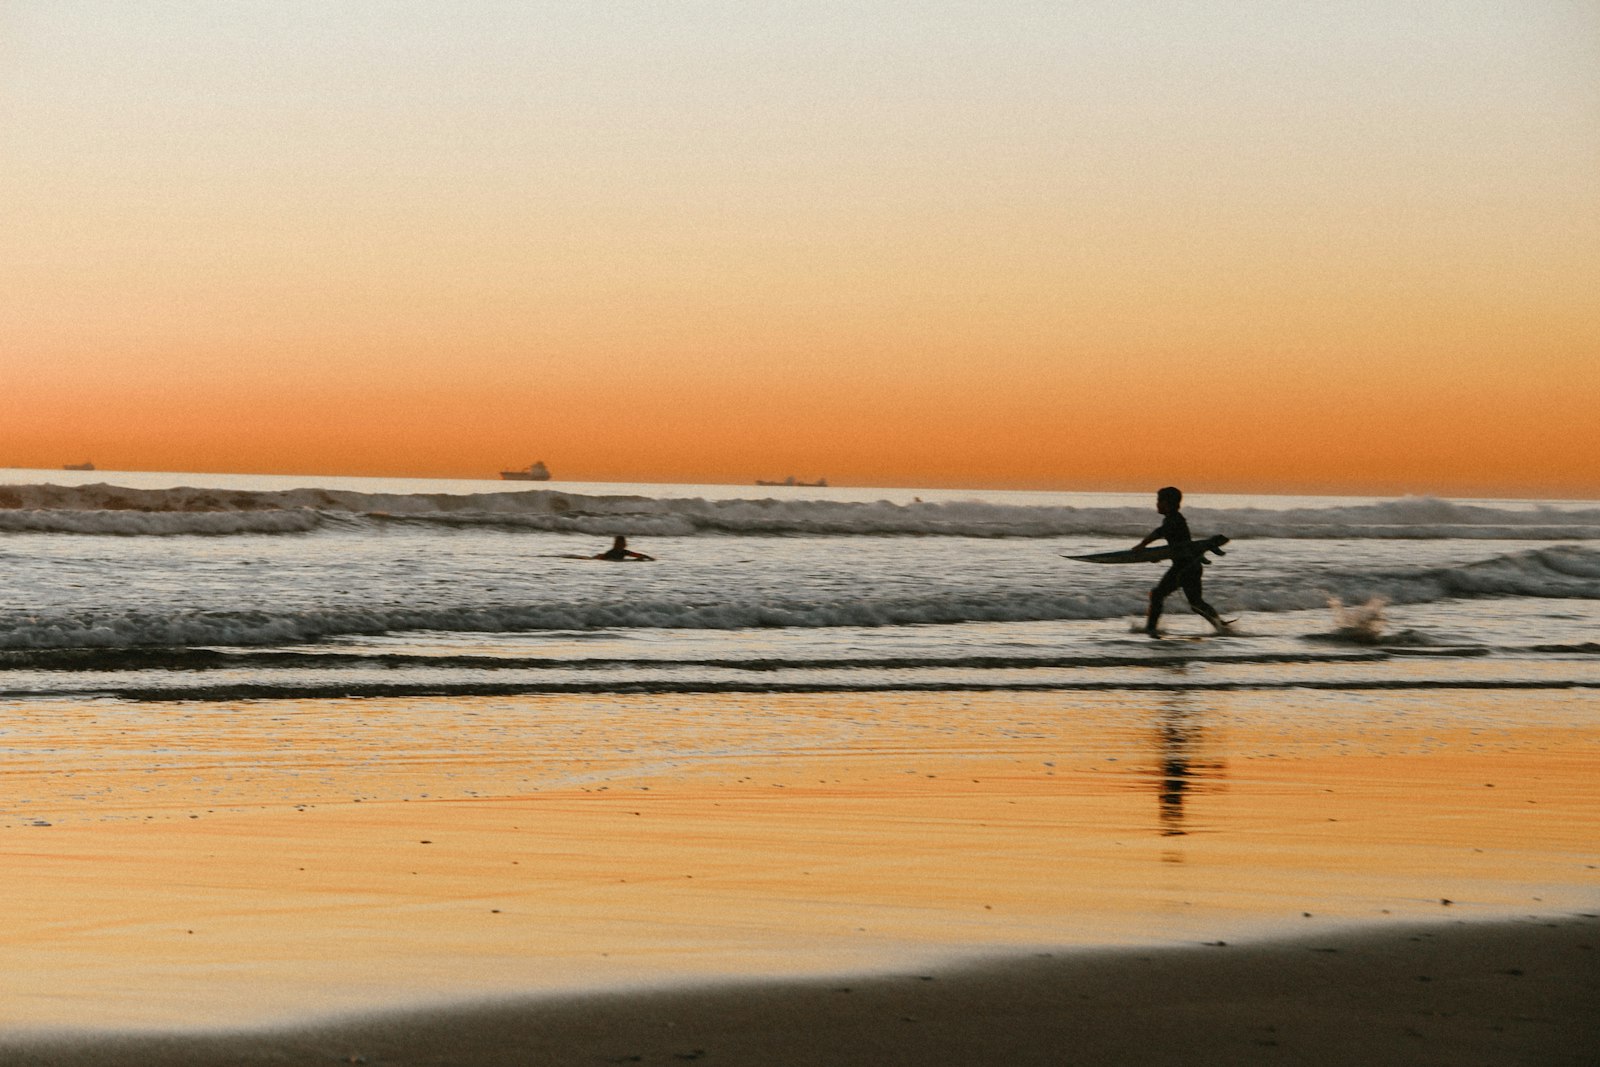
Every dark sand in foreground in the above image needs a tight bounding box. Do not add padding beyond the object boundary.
[9,916,1596,1067]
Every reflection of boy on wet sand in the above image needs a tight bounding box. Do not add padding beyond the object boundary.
[1133,487,1228,637]
[594,535,654,562]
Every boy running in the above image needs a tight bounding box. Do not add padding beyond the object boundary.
[1133,487,1228,636]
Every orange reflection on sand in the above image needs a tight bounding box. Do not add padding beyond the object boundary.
[0,690,1595,1028]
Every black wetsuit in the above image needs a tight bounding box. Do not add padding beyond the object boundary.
[1148,511,1220,629]
[1154,512,1193,560]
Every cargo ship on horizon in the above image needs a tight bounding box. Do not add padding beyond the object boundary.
[499,461,551,481]
[756,475,827,487]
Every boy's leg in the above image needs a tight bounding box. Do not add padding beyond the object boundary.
[1146,566,1181,635]
[1180,568,1228,631]
[1144,591,1163,635]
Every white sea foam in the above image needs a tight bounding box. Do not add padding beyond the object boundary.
[0,508,324,536]
[2,483,1598,539]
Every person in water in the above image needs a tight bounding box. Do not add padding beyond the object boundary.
[594,535,654,562]
[1133,486,1227,636]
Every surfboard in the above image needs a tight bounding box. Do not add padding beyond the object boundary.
[1063,534,1230,565]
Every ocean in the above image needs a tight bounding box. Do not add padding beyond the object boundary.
[2,469,1597,1029]
[2,470,1597,701]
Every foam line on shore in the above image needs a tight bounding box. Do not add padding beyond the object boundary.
[11,676,1598,702]
[0,647,1397,672]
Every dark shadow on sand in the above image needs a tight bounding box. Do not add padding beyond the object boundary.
[6,917,1596,1067]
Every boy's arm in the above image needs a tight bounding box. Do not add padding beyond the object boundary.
[1133,526,1162,549]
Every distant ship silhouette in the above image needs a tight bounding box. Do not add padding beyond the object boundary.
[756,475,828,487]
[500,461,551,481]
[63,461,95,471]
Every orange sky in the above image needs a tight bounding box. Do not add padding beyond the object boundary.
[3,3,1597,496]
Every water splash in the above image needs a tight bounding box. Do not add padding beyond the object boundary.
[1328,596,1388,644]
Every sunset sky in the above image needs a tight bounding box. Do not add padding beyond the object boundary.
[3,2,1596,495]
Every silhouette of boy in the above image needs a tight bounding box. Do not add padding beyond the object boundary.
[1133,487,1227,636]
[594,535,654,562]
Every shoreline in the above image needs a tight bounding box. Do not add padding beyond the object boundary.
[7,915,1596,1066]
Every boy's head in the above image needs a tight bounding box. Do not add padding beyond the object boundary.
[1156,486,1182,514]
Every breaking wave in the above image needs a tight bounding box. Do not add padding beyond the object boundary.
[0,545,1594,651]
[2,483,1599,539]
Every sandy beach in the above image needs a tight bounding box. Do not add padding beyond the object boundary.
[5,917,1596,1066]
[1,687,1595,1063]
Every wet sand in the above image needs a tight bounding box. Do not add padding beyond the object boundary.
[1,689,1596,1059]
